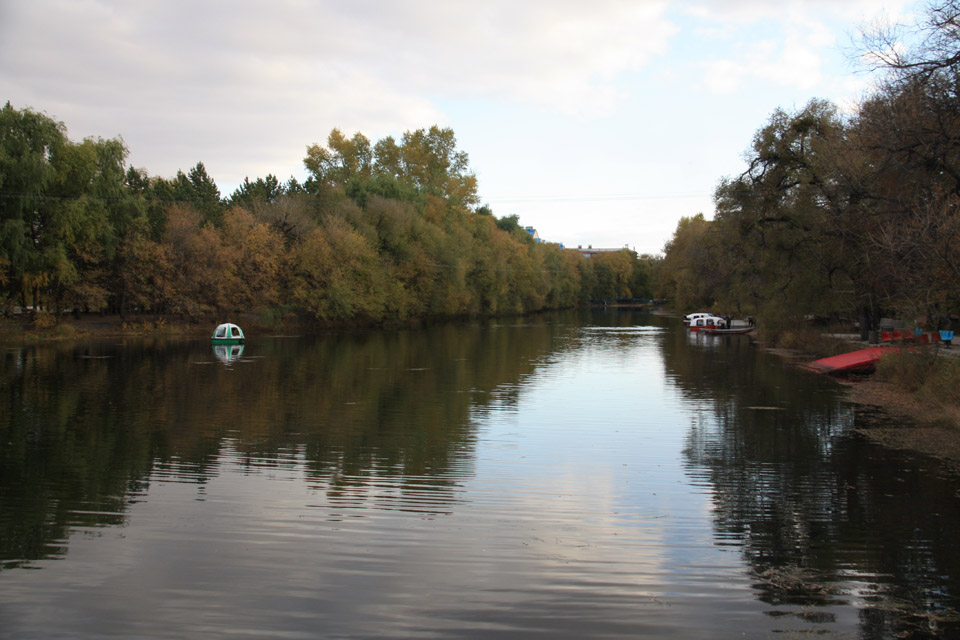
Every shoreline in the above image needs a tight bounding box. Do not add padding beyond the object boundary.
[0,314,229,341]
[9,312,960,469]
[766,338,960,471]
[841,377,960,470]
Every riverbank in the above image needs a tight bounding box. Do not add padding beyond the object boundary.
[841,377,960,469]
[761,332,960,471]
[0,309,435,341]
[0,312,263,342]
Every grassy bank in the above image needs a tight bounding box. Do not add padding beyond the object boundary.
[869,348,960,428]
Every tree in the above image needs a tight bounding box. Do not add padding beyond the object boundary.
[852,2,960,325]
[305,126,479,210]
[170,162,223,227]
[288,218,385,322]
[221,207,284,311]
[228,174,283,208]
[859,0,960,82]
[400,126,479,207]
[0,102,66,308]
[659,214,717,311]
[496,214,521,234]
[304,129,373,188]
[709,101,858,325]
[49,136,129,313]
[161,203,237,318]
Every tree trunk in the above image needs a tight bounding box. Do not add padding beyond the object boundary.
[858,303,872,341]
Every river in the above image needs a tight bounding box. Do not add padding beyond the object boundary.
[1,310,958,638]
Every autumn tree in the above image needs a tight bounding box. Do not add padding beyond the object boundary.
[220,207,285,312]
[288,218,386,322]
[304,126,478,209]
[304,129,373,189]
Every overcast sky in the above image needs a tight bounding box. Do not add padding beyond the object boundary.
[1,0,916,254]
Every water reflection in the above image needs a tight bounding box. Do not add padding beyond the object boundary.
[212,343,244,364]
[663,323,960,638]
[0,318,568,572]
[2,312,960,638]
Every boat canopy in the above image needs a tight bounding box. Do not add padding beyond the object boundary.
[212,322,244,341]
[692,316,725,328]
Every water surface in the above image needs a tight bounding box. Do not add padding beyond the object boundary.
[1,311,958,638]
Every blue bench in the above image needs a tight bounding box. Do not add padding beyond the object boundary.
[941,330,954,346]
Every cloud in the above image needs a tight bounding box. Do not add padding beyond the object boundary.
[702,34,825,94]
[0,0,678,185]
[685,0,915,95]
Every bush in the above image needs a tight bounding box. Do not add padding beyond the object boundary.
[876,347,960,409]
[919,357,960,408]
[257,306,288,328]
[772,326,852,358]
[32,310,56,330]
[875,348,939,392]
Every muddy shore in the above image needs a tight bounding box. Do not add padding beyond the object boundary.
[768,341,960,471]
[841,378,960,467]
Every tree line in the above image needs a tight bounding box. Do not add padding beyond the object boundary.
[658,1,960,338]
[0,111,652,326]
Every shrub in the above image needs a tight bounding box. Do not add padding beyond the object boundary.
[772,326,852,358]
[32,310,56,330]
[918,357,960,408]
[876,347,960,410]
[875,348,939,392]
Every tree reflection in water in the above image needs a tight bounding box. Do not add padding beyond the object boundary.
[0,318,562,571]
[3,313,960,638]
[666,327,960,638]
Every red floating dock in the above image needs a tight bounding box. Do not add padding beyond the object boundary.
[802,346,893,375]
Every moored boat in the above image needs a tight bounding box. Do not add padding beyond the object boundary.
[802,346,890,375]
[701,325,754,335]
[689,315,726,332]
[211,322,245,344]
[683,312,712,325]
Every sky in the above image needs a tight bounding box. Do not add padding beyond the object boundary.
[0,0,919,255]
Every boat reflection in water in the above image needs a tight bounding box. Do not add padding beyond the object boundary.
[4,312,960,639]
[213,343,244,364]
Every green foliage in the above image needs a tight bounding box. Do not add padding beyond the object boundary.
[659,4,960,334]
[710,100,852,322]
[0,102,66,305]
[228,174,283,208]
[0,106,618,325]
[659,213,716,310]
[496,214,521,234]
[178,162,223,227]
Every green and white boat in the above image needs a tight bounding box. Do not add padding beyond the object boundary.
[211,322,245,344]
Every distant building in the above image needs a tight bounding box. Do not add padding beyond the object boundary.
[575,244,637,258]
[520,226,563,248]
